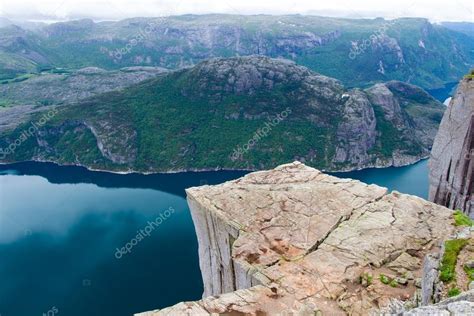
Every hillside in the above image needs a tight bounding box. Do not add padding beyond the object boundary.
[0,66,167,107]
[0,15,473,90]
[441,22,474,38]
[0,56,445,172]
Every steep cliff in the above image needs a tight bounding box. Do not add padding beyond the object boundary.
[429,75,474,217]
[136,162,472,315]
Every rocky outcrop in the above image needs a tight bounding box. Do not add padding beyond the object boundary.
[429,76,474,216]
[333,80,444,171]
[421,253,442,305]
[137,161,463,315]
[333,89,377,167]
[403,289,474,315]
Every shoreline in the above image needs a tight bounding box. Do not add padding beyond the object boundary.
[0,155,429,176]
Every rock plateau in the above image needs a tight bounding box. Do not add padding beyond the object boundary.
[137,161,474,315]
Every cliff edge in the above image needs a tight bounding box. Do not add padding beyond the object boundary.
[137,161,474,315]
[429,75,474,216]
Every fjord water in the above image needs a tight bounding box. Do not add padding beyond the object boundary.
[0,160,428,315]
[427,82,458,103]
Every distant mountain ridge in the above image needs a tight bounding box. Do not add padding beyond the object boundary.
[0,56,445,173]
[0,15,472,90]
[441,22,474,38]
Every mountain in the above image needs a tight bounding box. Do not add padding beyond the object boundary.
[1,15,473,90]
[0,25,50,80]
[441,22,474,38]
[0,56,445,172]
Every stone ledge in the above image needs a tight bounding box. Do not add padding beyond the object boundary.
[137,162,462,315]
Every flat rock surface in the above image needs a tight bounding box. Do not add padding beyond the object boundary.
[139,162,458,315]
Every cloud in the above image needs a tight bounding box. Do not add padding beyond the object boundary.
[0,0,472,22]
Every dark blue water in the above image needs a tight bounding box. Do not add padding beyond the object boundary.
[427,81,458,102]
[0,159,429,315]
[334,159,429,199]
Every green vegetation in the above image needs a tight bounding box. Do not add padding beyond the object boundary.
[0,73,36,84]
[0,57,445,173]
[464,264,474,283]
[379,274,390,285]
[359,273,373,286]
[454,211,474,226]
[0,15,472,90]
[378,274,399,287]
[0,99,10,107]
[465,69,474,80]
[372,105,404,157]
[440,239,469,283]
[448,287,461,297]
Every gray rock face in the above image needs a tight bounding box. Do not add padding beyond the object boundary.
[137,162,458,315]
[429,77,474,216]
[186,55,342,97]
[367,83,405,128]
[405,290,474,315]
[333,89,377,167]
[421,253,442,305]
[369,81,444,145]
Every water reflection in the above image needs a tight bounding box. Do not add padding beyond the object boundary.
[0,160,429,315]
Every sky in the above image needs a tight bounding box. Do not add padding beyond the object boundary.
[0,0,472,23]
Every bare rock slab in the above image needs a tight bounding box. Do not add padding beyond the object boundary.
[138,161,458,315]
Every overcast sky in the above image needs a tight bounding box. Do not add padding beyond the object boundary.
[0,0,472,23]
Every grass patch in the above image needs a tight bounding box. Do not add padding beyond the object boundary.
[379,274,390,285]
[465,69,474,80]
[379,274,399,287]
[359,273,373,286]
[0,99,10,108]
[0,73,36,84]
[440,239,469,283]
[448,287,461,297]
[464,264,474,283]
[454,211,474,226]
